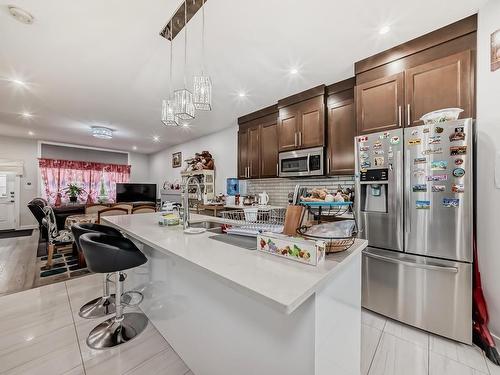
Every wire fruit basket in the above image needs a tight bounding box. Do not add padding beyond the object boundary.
[220,208,286,237]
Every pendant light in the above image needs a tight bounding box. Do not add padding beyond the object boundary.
[162,21,179,126]
[174,0,195,121]
[193,0,212,111]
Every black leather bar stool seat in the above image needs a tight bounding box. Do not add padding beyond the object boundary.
[72,223,123,319]
[80,233,148,349]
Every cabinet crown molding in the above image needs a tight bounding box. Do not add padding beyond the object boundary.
[238,104,278,125]
[278,84,326,109]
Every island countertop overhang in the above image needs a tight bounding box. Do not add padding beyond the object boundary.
[102,213,367,314]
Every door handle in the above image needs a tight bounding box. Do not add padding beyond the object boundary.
[307,153,311,172]
[407,104,411,126]
[299,131,302,146]
[405,148,411,233]
[364,251,459,273]
[294,133,298,147]
[327,157,331,174]
[276,163,279,176]
[398,106,402,127]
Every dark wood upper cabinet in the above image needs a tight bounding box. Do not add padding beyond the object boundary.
[356,72,404,134]
[248,126,260,179]
[260,120,279,178]
[278,85,326,151]
[405,50,472,126]
[237,129,248,179]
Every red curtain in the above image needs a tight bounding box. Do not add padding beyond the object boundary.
[38,158,131,205]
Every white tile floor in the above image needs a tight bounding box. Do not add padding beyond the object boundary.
[0,273,498,375]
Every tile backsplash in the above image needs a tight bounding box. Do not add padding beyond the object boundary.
[245,176,355,207]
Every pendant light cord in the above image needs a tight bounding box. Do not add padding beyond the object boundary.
[201,0,205,74]
[183,0,188,88]
[169,20,173,97]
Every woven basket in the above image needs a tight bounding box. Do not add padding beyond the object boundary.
[325,237,355,254]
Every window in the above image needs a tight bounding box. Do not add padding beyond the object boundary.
[0,174,6,197]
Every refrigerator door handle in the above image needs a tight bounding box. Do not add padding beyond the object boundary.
[405,148,411,233]
[364,252,459,273]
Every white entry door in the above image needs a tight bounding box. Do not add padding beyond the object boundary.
[0,173,17,230]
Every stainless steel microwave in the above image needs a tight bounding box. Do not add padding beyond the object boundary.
[278,147,324,177]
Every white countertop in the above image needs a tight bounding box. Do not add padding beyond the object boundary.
[103,213,367,314]
[223,204,284,210]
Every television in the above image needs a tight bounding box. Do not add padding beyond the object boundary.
[116,183,157,203]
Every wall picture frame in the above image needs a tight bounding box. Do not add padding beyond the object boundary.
[492,29,500,72]
[172,152,182,168]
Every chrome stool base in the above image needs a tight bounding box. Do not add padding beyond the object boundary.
[79,295,116,319]
[86,312,148,349]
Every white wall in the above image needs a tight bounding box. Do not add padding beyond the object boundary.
[150,126,238,194]
[477,0,500,338]
[0,136,39,227]
[129,152,151,183]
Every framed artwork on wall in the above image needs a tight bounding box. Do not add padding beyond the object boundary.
[172,152,182,168]
[492,29,500,72]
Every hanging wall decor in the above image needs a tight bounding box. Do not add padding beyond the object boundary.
[492,29,500,72]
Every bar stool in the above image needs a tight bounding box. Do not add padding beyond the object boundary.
[71,223,122,319]
[79,232,148,349]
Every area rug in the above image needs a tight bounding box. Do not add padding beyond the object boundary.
[34,248,91,288]
[0,229,34,239]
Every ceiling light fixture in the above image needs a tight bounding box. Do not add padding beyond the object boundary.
[8,6,34,25]
[193,0,212,111]
[132,146,137,150]
[174,1,195,121]
[28,131,34,136]
[379,25,391,35]
[11,79,26,86]
[21,112,32,118]
[238,92,246,97]
[91,126,113,139]
[290,68,299,75]
[153,135,160,142]
[162,20,180,127]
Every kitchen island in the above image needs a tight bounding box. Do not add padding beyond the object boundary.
[103,213,366,375]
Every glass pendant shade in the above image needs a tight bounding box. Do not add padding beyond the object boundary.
[161,99,179,126]
[193,75,212,111]
[174,88,195,120]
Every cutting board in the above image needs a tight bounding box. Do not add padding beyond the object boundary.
[282,205,305,236]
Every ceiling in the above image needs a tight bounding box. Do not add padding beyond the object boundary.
[0,0,486,154]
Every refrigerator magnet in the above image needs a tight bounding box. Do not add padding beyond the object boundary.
[454,158,464,166]
[373,141,383,149]
[449,131,465,142]
[390,136,400,145]
[361,161,371,169]
[427,174,448,182]
[452,168,465,177]
[423,128,430,133]
[442,198,459,208]
[360,146,370,151]
[431,160,448,170]
[414,157,427,164]
[416,200,431,209]
[432,185,446,192]
[408,138,421,146]
[379,132,390,139]
[455,127,464,132]
[374,157,384,167]
[422,147,443,155]
[413,168,426,177]
[411,129,419,136]
[435,126,444,133]
[360,152,369,160]
[413,184,427,192]
[428,136,441,144]
[450,146,467,156]
[374,150,385,155]
[451,184,465,193]
[357,136,368,142]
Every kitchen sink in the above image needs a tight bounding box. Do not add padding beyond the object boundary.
[188,221,223,232]
[188,221,257,250]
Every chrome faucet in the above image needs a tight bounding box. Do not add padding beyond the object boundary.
[182,176,202,230]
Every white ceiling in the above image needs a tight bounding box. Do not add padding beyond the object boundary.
[0,0,485,154]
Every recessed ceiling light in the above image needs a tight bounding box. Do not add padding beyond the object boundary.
[28,131,34,136]
[8,6,34,25]
[290,68,299,75]
[238,92,246,98]
[11,79,26,86]
[91,126,113,139]
[21,112,32,118]
[153,136,160,142]
[379,25,391,35]
[132,146,137,150]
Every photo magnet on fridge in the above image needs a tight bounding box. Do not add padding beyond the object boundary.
[374,157,384,167]
[361,161,371,169]
[413,184,427,192]
[408,138,421,146]
[443,198,460,208]
[413,168,426,177]
[432,185,446,192]
[422,148,443,155]
[360,152,369,160]
[416,200,431,209]
[390,136,400,145]
[435,126,444,133]
[451,184,465,193]
[428,136,441,144]
[454,158,464,166]
[431,160,448,170]
[414,157,427,164]
[450,146,467,156]
[358,136,368,142]
[360,146,370,151]
[449,130,466,142]
[373,142,383,149]
[427,174,448,182]
[423,128,430,133]
[452,168,466,177]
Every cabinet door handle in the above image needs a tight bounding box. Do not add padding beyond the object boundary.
[398,106,402,127]
[276,163,279,176]
[299,131,302,146]
[407,104,411,126]
[327,157,331,174]
[294,132,298,147]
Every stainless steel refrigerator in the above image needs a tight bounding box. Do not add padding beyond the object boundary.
[355,118,473,344]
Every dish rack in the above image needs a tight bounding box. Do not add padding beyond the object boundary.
[220,208,286,237]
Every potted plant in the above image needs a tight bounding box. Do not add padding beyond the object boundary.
[64,183,84,203]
